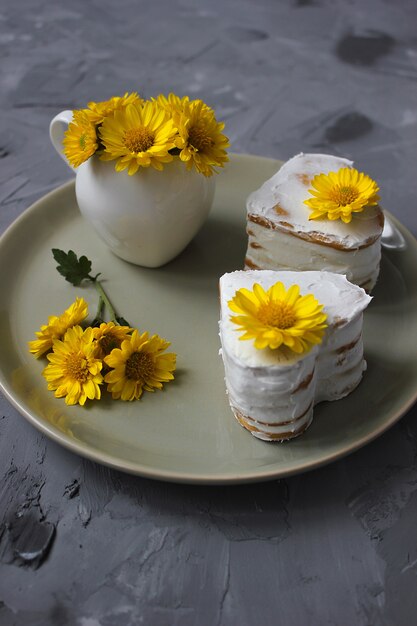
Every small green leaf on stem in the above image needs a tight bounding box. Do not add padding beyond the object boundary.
[52,249,96,286]
[116,316,130,327]
[52,249,130,326]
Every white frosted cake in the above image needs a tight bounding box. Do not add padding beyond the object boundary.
[245,153,384,292]
[219,270,371,441]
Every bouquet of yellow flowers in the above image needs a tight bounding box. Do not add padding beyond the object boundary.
[28,250,176,406]
[63,92,229,177]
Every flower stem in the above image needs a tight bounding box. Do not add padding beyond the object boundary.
[93,280,118,323]
[91,295,105,327]
[91,279,130,326]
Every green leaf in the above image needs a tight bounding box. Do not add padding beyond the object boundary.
[52,248,93,286]
[116,316,131,327]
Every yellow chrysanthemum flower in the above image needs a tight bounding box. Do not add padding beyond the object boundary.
[229,282,328,354]
[104,330,176,401]
[174,99,229,176]
[28,297,89,358]
[304,167,380,224]
[86,92,142,124]
[62,110,98,168]
[154,92,190,114]
[92,322,132,360]
[43,326,103,406]
[98,101,177,174]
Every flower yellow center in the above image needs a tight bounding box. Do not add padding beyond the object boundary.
[65,353,89,382]
[125,351,154,381]
[331,185,359,206]
[79,134,87,150]
[188,123,214,153]
[99,334,121,356]
[257,302,297,329]
[123,127,155,153]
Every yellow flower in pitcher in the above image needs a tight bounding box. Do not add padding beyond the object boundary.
[63,111,98,168]
[92,322,132,359]
[86,92,142,124]
[29,297,88,358]
[99,101,177,174]
[304,167,380,224]
[104,330,176,400]
[43,326,103,406]
[229,282,327,354]
[174,99,229,176]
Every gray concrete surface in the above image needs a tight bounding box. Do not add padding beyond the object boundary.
[1,1,417,624]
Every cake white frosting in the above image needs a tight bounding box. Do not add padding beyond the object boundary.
[246,153,384,292]
[219,270,371,441]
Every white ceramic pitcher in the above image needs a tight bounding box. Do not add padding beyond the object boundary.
[50,110,215,268]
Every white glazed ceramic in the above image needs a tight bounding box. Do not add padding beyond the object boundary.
[49,111,215,267]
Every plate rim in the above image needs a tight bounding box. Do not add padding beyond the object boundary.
[1,153,417,484]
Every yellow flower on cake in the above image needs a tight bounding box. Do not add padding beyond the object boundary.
[229,282,327,353]
[104,330,176,401]
[99,101,177,174]
[86,92,142,124]
[63,111,98,168]
[92,322,132,359]
[304,167,380,224]
[43,326,103,406]
[28,297,88,358]
[174,99,229,176]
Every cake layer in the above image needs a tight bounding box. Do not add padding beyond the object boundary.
[246,153,384,291]
[234,406,314,442]
[219,270,371,441]
[245,220,381,291]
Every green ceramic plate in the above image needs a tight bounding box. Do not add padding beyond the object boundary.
[1,154,417,484]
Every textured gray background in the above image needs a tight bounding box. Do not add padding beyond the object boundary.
[1,1,417,624]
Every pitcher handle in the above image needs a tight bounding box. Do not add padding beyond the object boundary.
[49,110,76,172]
